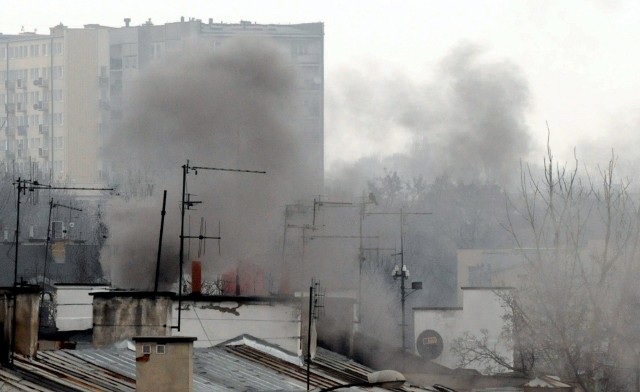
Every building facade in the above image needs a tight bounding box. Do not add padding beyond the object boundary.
[2,19,324,189]
[1,25,110,185]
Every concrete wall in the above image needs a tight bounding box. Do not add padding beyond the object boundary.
[54,284,110,331]
[171,296,302,354]
[134,336,196,392]
[92,292,173,347]
[0,286,41,360]
[413,288,512,372]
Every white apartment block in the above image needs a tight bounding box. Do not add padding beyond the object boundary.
[1,18,324,190]
[0,24,110,186]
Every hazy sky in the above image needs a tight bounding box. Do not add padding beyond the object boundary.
[6,0,640,170]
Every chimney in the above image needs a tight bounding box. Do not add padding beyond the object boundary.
[191,261,201,295]
[133,336,197,392]
[124,18,131,27]
[91,291,175,347]
[0,285,41,363]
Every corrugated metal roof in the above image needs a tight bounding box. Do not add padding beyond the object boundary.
[14,350,135,392]
[0,367,60,392]
[66,346,308,391]
[6,338,428,391]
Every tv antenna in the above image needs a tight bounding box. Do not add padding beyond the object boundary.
[10,178,112,365]
[174,160,265,331]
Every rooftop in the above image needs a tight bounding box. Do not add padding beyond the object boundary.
[2,336,426,391]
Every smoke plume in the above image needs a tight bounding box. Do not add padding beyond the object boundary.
[327,43,533,191]
[101,37,314,289]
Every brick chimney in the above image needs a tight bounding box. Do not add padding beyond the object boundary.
[133,336,197,392]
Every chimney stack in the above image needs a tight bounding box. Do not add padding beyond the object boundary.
[133,336,197,392]
[191,261,201,295]
[91,291,174,347]
[124,18,131,27]
[0,285,41,363]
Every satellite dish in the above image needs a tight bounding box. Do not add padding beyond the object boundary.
[416,329,444,360]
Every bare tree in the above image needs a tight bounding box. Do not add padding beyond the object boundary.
[452,139,640,392]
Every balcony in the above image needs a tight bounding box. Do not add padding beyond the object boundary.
[39,147,49,158]
[39,124,49,135]
[33,78,49,88]
[33,101,48,112]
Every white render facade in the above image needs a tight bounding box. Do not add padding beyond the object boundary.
[413,287,513,372]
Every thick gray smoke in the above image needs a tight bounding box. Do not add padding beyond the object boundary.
[101,37,314,289]
[327,43,533,192]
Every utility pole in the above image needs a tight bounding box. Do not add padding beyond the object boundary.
[367,208,430,354]
[305,279,324,391]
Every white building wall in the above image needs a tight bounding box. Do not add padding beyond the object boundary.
[171,299,302,355]
[413,288,512,372]
[54,284,110,331]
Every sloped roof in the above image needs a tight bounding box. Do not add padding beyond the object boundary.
[3,336,427,391]
[525,376,572,389]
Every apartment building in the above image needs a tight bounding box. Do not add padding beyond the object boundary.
[0,24,110,185]
[1,19,324,189]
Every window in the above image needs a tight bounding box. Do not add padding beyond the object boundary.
[142,345,151,354]
[42,43,48,56]
[53,113,63,126]
[156,345,166,354]
[53,160,64,174]
[29,92,40,105]
[52,66,63,80]
[53,89,63,102]
[123,56,137,69]
[53,42,63,55]
[54,136,63,149]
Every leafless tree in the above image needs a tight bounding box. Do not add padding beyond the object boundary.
[451,137,640,392]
